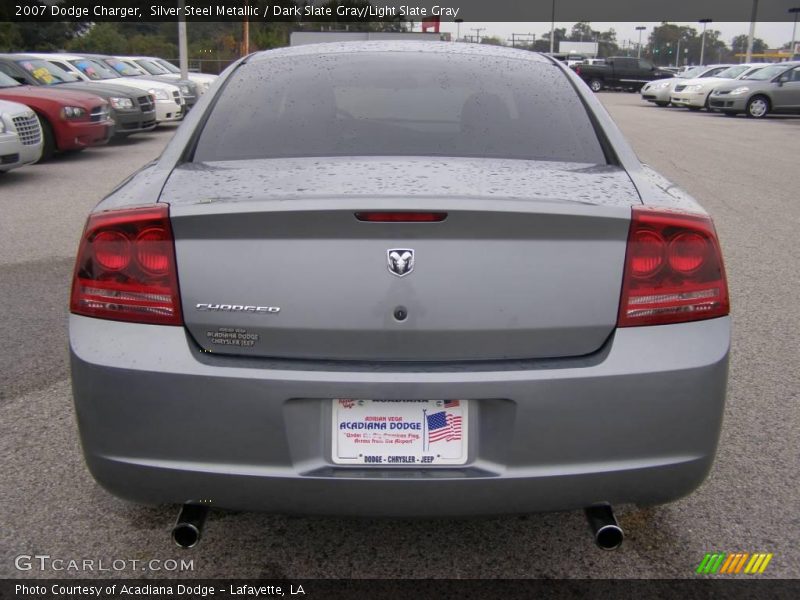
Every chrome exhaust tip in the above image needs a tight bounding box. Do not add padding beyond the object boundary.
[172,504,209,549]
[585,505,624,550]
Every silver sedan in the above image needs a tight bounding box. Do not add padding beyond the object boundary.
[641,64,730,106]
[69,42,730,550]
[710,61,800,118]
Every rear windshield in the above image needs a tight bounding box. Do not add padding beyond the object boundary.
[193,52,606,164]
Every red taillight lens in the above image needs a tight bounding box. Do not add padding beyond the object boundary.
[355,212,447,222]
[135,227,171,275]
[70,205,182,325]
[93,230,131,271]
[630,229,665,277]
[618,206,729,327]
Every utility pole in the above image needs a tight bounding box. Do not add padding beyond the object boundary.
[241,0,250,56]
[635,26,646,59]
[550,0,556,53]
[790,8,800,59]
[471,28,485,44]
[454,18,463,42]
[508,33,535,48]
[177,0,188,80]
[746,0,758,62]
[675,37,681,68]
[699,19,712,66]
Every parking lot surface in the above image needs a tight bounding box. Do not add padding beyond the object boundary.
[1,96,798,579]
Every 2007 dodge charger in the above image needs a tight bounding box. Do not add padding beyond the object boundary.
[69,42,730,550]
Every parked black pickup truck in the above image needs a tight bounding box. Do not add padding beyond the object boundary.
[572,57,674,92]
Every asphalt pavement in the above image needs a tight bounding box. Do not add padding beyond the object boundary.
[1,99,798,579]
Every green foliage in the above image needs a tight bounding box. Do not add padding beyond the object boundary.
[647,22,735,66]
[480,36,504,46]
[0,23,23,52]
[9,22,89,51]
[67,23,128,54]
[731,34,767,56]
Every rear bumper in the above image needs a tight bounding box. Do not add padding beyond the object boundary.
[70,315,730,516]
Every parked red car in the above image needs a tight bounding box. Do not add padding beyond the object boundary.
[0,70,111,159]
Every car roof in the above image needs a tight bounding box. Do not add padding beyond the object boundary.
[246,41,555,65]
[19,52,85,61]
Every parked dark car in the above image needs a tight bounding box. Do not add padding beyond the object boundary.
[0,70,111,159]
[0,55,156,137]
[573,57,675,92]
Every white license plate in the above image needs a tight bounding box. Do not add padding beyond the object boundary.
[332,399,468,466]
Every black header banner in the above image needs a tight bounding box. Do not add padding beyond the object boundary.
[2,0,800,23]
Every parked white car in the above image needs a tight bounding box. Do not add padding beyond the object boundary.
[0,99,42,173]
[28,53,185,123]
[670,63,770,110]
[641,64,731,107]
[122,56,217,95]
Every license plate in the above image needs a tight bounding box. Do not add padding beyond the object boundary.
[332,399,468,465]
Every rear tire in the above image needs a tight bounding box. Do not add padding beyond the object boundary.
[746,95,770,119]
[588,79,603,93]
[655,101,670,107]
[38,116,56,161]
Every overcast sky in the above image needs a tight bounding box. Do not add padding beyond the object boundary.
[425,22,798,49]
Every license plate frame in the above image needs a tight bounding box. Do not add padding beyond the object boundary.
[331,399,468,466]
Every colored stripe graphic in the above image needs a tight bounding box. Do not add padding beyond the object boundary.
[698,552,772,574]
[744,553,773,574]
[697,553,726,574]
[719,553,748,573]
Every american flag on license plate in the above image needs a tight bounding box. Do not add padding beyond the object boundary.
[444,400,460,408]
[426,410,463,444]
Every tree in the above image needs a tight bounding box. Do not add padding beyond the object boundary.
[532,27,566,52]
[68,23,128,54]
[568,22,595,42]
[731,34,767,56]
[480,36,504,46]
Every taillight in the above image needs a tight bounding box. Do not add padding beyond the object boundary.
[618,206,729,327]
[70,205,182,325]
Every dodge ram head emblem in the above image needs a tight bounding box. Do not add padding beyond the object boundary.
[387,249,414,277]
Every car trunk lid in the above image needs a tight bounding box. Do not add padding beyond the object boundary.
[164,158,639,361]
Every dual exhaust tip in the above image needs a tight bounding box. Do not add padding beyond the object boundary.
[172,504,209,549]
[172,503,623,550]
[585,505,624,550]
